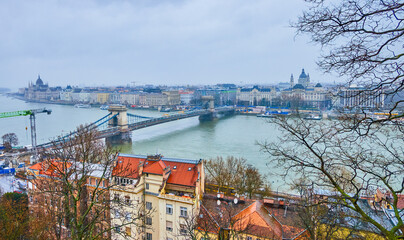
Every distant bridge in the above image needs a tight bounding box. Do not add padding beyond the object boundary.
[38,96,234,148]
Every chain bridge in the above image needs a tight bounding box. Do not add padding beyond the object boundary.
[37,97,234,148]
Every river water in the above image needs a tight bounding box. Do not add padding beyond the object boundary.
[0,94,288,189]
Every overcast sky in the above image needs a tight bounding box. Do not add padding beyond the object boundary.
[0,0,337,90]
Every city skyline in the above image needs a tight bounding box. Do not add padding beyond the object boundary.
[0,0,339,91]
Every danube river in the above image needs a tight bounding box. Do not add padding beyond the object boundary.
[0,94,288,189]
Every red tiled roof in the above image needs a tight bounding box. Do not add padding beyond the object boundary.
[28,161,72,177]
[29,162,43,171]
[232,201,283,240]
[201,196,307,240]
[112,156,142,179]
[282,225,307,239]
[164,161,198,187]
[197,204,220,234]
[265,203,307,239]
[143,160,166,175]
[113,155,200,187]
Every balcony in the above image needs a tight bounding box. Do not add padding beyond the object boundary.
[161,192,194,203]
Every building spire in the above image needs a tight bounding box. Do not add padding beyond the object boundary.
[290,74,294,88]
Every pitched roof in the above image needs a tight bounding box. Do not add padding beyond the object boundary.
[164,161,198,187]
[143,160,166,175]
[28,161,72,177]
[113,154,200,187]
[232,201,283,239]
[197,204,220,234]
[200,195,308,240]
[112,156,142,179]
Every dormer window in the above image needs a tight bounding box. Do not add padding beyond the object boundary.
[188,167,192,171]
[173,166,177,169]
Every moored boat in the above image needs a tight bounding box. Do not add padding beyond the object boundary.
[257,113,275,118]
[304,114,322,120]
[100,105,109,110]
[74,104,91,108]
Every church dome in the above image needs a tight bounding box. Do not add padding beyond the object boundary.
[36,75,43,85]
[299,69,307,79]
[315,83,322,88]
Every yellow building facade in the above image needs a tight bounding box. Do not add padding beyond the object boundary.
[97,92,110,104]
[110,154,205,240]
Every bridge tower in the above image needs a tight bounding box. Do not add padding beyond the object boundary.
[106,105,132,145]
[199,96,215,121]
[201,96,215,111]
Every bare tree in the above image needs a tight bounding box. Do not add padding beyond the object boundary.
[261,116,403,239]
[258,1,404,238]
[2,133,18,151]
[204,156,246,193]
[205,156,269,199]
[293,0,404,117]
[237,165,266,199]
[27,126,146,240]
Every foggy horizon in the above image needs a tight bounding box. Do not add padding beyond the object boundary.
[1,0,339,90]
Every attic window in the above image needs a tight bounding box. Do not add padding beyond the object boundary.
[188,167,192,171]
[145,162,149,165]
[173,166,177,169]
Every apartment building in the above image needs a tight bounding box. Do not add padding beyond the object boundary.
[336,85,385,109]
[110,154,205,240]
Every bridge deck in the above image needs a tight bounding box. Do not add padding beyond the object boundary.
[38,107,234,148]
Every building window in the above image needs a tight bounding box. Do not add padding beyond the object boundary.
[115,209,120,218]
[125,196,130,205]
[180,207,187,217]
[114,225,121,233]
[125,227,131,236]
[180,224,187,235]
[146,232,152,240]
[246,237,252,240]
[166,204,173,215]
[146,217,152,225]
[166,221,173,232]
[114,194,119,202]
[146,201,152,210]
[146,183,149,190]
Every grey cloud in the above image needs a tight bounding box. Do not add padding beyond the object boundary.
[0,0,332,89]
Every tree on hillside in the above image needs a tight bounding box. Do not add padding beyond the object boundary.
[2,133,18,151]
[205,156,270,199]
[242,165,266,199]
[261,1,404,239]
[27,126,149,240]
[262,114,403,238]
[0,192,29,240]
